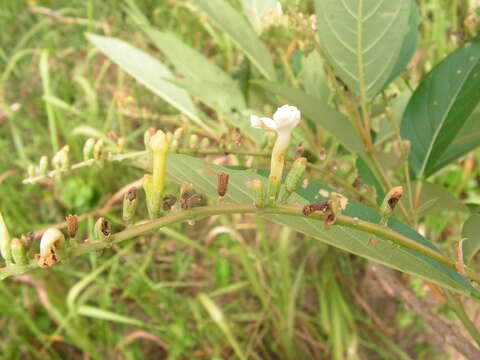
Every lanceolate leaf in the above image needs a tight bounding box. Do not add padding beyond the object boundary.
[315,0,411,99]
[428,112,480,175]
[166,153,478,298]
[401,37,480,178]
[253,80,365,154]
[462,214,480,262]
[190,0,277,81]
[86,34,207,130]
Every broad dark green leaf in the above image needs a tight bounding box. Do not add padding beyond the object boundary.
[462,214,480,262]
[382,1,420,88]
[428,112,480,175]
[190,0,277,81]
[166,153,478,298]
[356,157,384,204]
[86,33,207,130]
[401,37,480,178]
[253,80,364,154]
[315,0,411,99]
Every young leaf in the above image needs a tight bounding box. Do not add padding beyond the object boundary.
[166,153,479,298]
[462,214,480,262]
[401,37,480,178]
[189,0,277,81]
[253,80,365,154]
[86,34,208,130]
[315,0,411,99]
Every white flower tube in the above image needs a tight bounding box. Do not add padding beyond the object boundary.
[251,105,301,204]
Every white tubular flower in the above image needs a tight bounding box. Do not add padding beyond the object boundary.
[0,212,12,265]
[250,105,301,204]
[35,228,65,268]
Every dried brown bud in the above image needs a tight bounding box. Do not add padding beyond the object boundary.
[181,190,204,209]
[20,232,35,250]
[66,215,78,238]
[302,201,329,216]
[387,186,403,211]
[127,187,137,201]
[163,195,177,211]
[352,177,361,189]
[217,172,229,198]
[295,142,305,158]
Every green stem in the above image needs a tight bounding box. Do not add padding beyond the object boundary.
[445,290,480,347]
[2,204,479,286]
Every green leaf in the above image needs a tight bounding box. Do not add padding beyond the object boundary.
[315,0,411,99]
[427,112,480,175]
[401,37,480,178]
[126,3,246,113]
[253,80,365,154]
[190,0,277,81]
[356,157,384,204]
[404,182,468,216]
[462,214,480,262]
[86,33,207,130]
[382,1,420,88]
[301,51,330,99]
[166,153,478,298]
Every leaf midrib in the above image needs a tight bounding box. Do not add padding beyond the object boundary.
[419,56,479,177]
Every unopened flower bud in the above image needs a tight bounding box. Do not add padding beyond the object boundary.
[173,127,183,141]
[189,134,199,149]
[11,238,27,265]
[281,157,307,202]
[60,145,70,171]
[66,215,78,238]
[123,187,138,223]
[0,212,13,265]
[27,164,36,178]
[248,180,265,208]
[39,156,49,176]
[201,137,210,149]
[83,138,95,160]
[144,128,156,150]
[94,217,111,242]
[93,140,103,160]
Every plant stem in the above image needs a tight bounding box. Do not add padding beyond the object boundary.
[2,204,478,286]
[445,290,480,347]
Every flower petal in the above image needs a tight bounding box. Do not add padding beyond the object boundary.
[250,115,277,131]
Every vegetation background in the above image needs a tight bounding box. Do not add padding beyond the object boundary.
[0,0,480,359]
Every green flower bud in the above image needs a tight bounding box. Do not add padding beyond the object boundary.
[93,140,103,161]
[123,187,138,223]
[11,238,27,265]
[144,128,156,150]
[189,134,199,149]
[281,157,307,203]
[201,137,210,149]
[83,138,96,161]
[39,156,49,176]
[248,180,265,208]
[27,164,36,178]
